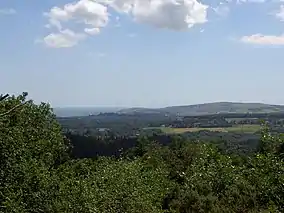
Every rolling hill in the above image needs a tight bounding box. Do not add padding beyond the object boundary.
[118,102,284,116]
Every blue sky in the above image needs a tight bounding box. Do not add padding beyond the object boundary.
[1,0,284,108]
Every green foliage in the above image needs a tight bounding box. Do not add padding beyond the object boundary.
[0,93,70,212]
[161,134,284,212]
[53,158,171,213]
[1,93,284,212]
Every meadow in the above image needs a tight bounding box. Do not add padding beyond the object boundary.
[147,124,261,134]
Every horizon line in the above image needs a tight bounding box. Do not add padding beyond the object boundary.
[53,101,284,109]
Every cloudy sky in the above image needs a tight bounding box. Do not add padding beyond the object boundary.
[1,0,284,107]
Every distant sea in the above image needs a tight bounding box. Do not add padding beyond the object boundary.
[53,107,124,117]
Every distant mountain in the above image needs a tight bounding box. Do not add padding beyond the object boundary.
[54,107,124,117]
[118,102,284,116]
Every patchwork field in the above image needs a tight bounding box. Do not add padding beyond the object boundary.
[146,125,261,134]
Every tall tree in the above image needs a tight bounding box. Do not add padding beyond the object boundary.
[0,93,70,212]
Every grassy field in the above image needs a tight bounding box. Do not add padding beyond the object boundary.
[147,125,261,134]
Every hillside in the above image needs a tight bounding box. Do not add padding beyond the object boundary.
[118,102,284,116]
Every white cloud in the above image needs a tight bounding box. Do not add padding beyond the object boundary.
[240,34,284,45]
[275,5,284,21]
[45,0,109,31]
[239,6,284,47]
[43,0,209,48]
[0,8,16,15]
[43,0,109,47]
[120,0,208,30]
[95,0,208,30]
[44,29,86,48]
[84,27,100,35]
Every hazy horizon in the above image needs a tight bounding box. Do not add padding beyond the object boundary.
[53,101,284,109]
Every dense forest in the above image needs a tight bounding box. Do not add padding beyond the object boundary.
[1,93,284,212]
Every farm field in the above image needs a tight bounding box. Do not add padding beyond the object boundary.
[146,124,261,134]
